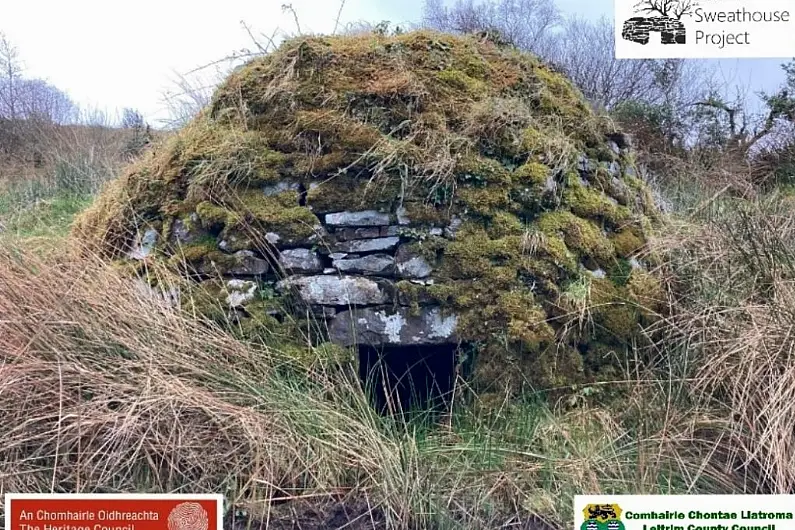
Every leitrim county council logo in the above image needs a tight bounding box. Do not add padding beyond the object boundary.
[621,0,695,45]
[581,503,626,530]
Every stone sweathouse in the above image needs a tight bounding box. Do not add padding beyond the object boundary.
[622,16,687,45]
[74,30,664,409]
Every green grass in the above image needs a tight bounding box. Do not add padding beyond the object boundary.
[0,190,93,238]
[0,151,114,240]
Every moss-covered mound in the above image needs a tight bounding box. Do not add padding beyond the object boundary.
[74,30,663,400]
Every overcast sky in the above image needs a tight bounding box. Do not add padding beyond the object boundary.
[0,0,788,125]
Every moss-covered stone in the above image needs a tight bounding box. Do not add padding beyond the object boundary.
[610,227,646,258]
[563,184,632,227]
[195,201,241,230]
[72,29,664,402]
[233,189,322,243]
[536,211,614,265]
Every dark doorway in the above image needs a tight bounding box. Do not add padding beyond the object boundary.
[358,343,458,416]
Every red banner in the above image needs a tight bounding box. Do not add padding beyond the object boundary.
[5,495,224,530]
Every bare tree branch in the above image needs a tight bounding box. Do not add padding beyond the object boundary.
[422,0,562,54]
[671,0,697,19]
[281,4,302,35]
[332,0,347,35]
[633,0,697,19]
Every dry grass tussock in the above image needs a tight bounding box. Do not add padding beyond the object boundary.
[0,239,748,529]
[652,190,795,494]
[0,121,133,192]
[0,120,158,241]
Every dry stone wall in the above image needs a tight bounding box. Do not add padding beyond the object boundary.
[80,30,666,397]
[125,132,648,358]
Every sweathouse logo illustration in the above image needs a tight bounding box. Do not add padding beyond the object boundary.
[615,0,794,58]
[621,0,692,45]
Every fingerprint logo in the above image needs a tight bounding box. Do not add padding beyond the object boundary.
[167,502,209,530]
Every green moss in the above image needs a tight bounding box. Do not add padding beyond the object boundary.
[457,187,512,216]
[171,239,217,263]
[234,189,321,242]
[305,176,402,215]
[454,157,515,215]
[588,278,641,343]
[402,201,451,225]
[396,281,423,316]
[441,226,514,280]
[534,344,587,389]
[456,156,512,187]
[513,161,550,187]
[536,211,614,265]
[493,290,555,348]
[627,269,665,317]
[580,342,625,379]
[402,237,448,264]
[425,280,475,307]
[472,338,583,397]
[168,239,244,276]
[531,64,593,133]
[436,68,487,95]
[520,128,545,155]
[195,201,241,229]
[587,143,618,163]
[610,227,645,258]
[458,54,489,79]
[563,184,632,226]
[292,109,383,152]
[217,226,256,252]
[535,231,577,273]
[596,304,639,343]
[606,258,632,287]
[181,280,231,323]
[487,211,524,238]
[74,29,664,398]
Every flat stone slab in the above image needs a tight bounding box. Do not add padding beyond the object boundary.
[334,227,382,241]
[395,246,432,279]
[169,214,208,246]
[226,250,270,275]
[263,181,300,196]
[325,210,390,227]
[328,306,458,347]
[225,279,258,308]
[276,275,391,306]
[333,236,400,254]
[279,248,323,274]
[333,254,395,275]
[127,228,158,260]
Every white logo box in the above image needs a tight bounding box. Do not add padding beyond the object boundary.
[614,0,795,58]
[576,495,795,530]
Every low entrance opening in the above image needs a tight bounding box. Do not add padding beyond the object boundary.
[358,343,458,416]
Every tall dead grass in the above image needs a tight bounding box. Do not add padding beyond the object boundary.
[0,239,741,529]
[654,190,795,494]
